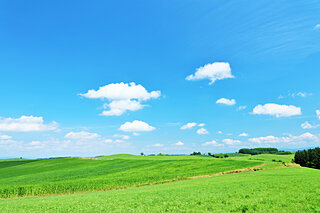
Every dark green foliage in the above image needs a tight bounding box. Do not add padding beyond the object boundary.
[239,148,279,155]
[277,151,292,155]
[224,154,229,158]
[294,147,320,169]
[190,152,201,155]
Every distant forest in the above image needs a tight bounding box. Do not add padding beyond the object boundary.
[238,148,291,155]
[294,147,320,169]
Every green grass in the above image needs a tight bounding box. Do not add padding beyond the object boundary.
[0,154,260,198]
[235,154,294,163]
[1,166,319,212]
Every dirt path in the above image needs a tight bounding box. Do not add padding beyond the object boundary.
[188,163,266,179]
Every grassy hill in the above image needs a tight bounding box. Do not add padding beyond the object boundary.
[1,166,319,212]
[0,154,259,198]
[0,153,319,212]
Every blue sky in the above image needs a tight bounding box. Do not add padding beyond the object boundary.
[1,0,320,158]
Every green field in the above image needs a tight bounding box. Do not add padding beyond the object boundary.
[0,154,259,198]
[0,154,319,212]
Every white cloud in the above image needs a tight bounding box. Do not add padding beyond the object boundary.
[104,139,124,144]
[202,140,223,146]
[198,123,205,127]
[239,133,248,137]
[279,92,312,99]
[30,141,41,146]
[175,141,184,146]
[113,134,130,140]
[316,110,320,120]
[152,143,164,147]
[197,128,209,135]
[249,135,283,143]
[101,100,144,116]
[65,131,100,140]
[0,139,19,146]
[180,122,197,130]
[0,116,58,132]
[0,134,12,140]
[296,92,311,98]
[119,120,155,132]
[222,138,241,145]
[249,132,318,144]
[314,24,320,30]
[80,82,161,116]
[301,121,319,129]
[252,103,301,117]
[217,131,223,134]
[133,132,140,136]
[216,98,236,106]
[104,139,113,143]
[186,62,234,85]
[237,105,247,111]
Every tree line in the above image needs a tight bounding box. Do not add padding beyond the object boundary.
[294,147,320,169]
[238,148,291,155]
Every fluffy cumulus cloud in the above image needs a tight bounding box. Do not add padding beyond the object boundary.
[119,120,155,132]
[0,116,58,132]
[239,133,248,137]
[180,122,197,130]
[175,141,184,146]
[101,100,144,116]
[222,139,241,145]
[252,103,301,117]
[216,98,236,106]
[202,140,223,146]
[180,122,206,130]
[316,110,320,120]
[248,133,318,144]
[65,131,100,140]
[301,121,319,129]
[80,82,161,116]
[186,62,234,85]
[197,128,209,135]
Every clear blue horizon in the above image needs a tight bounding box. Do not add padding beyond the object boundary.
[1,1,320,158]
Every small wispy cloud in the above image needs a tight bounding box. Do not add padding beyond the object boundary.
[301,121,319,129]
[314,24,320,30]
[237,105,247,111]
[278,92,312,99]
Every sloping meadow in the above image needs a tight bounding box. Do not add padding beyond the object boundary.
[0,155,260,198]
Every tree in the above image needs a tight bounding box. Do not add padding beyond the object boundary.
[294,147,320,169]
[140,152,144,156]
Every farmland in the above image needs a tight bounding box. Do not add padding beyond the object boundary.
[0,154,259,198]
[0,153,319,212]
